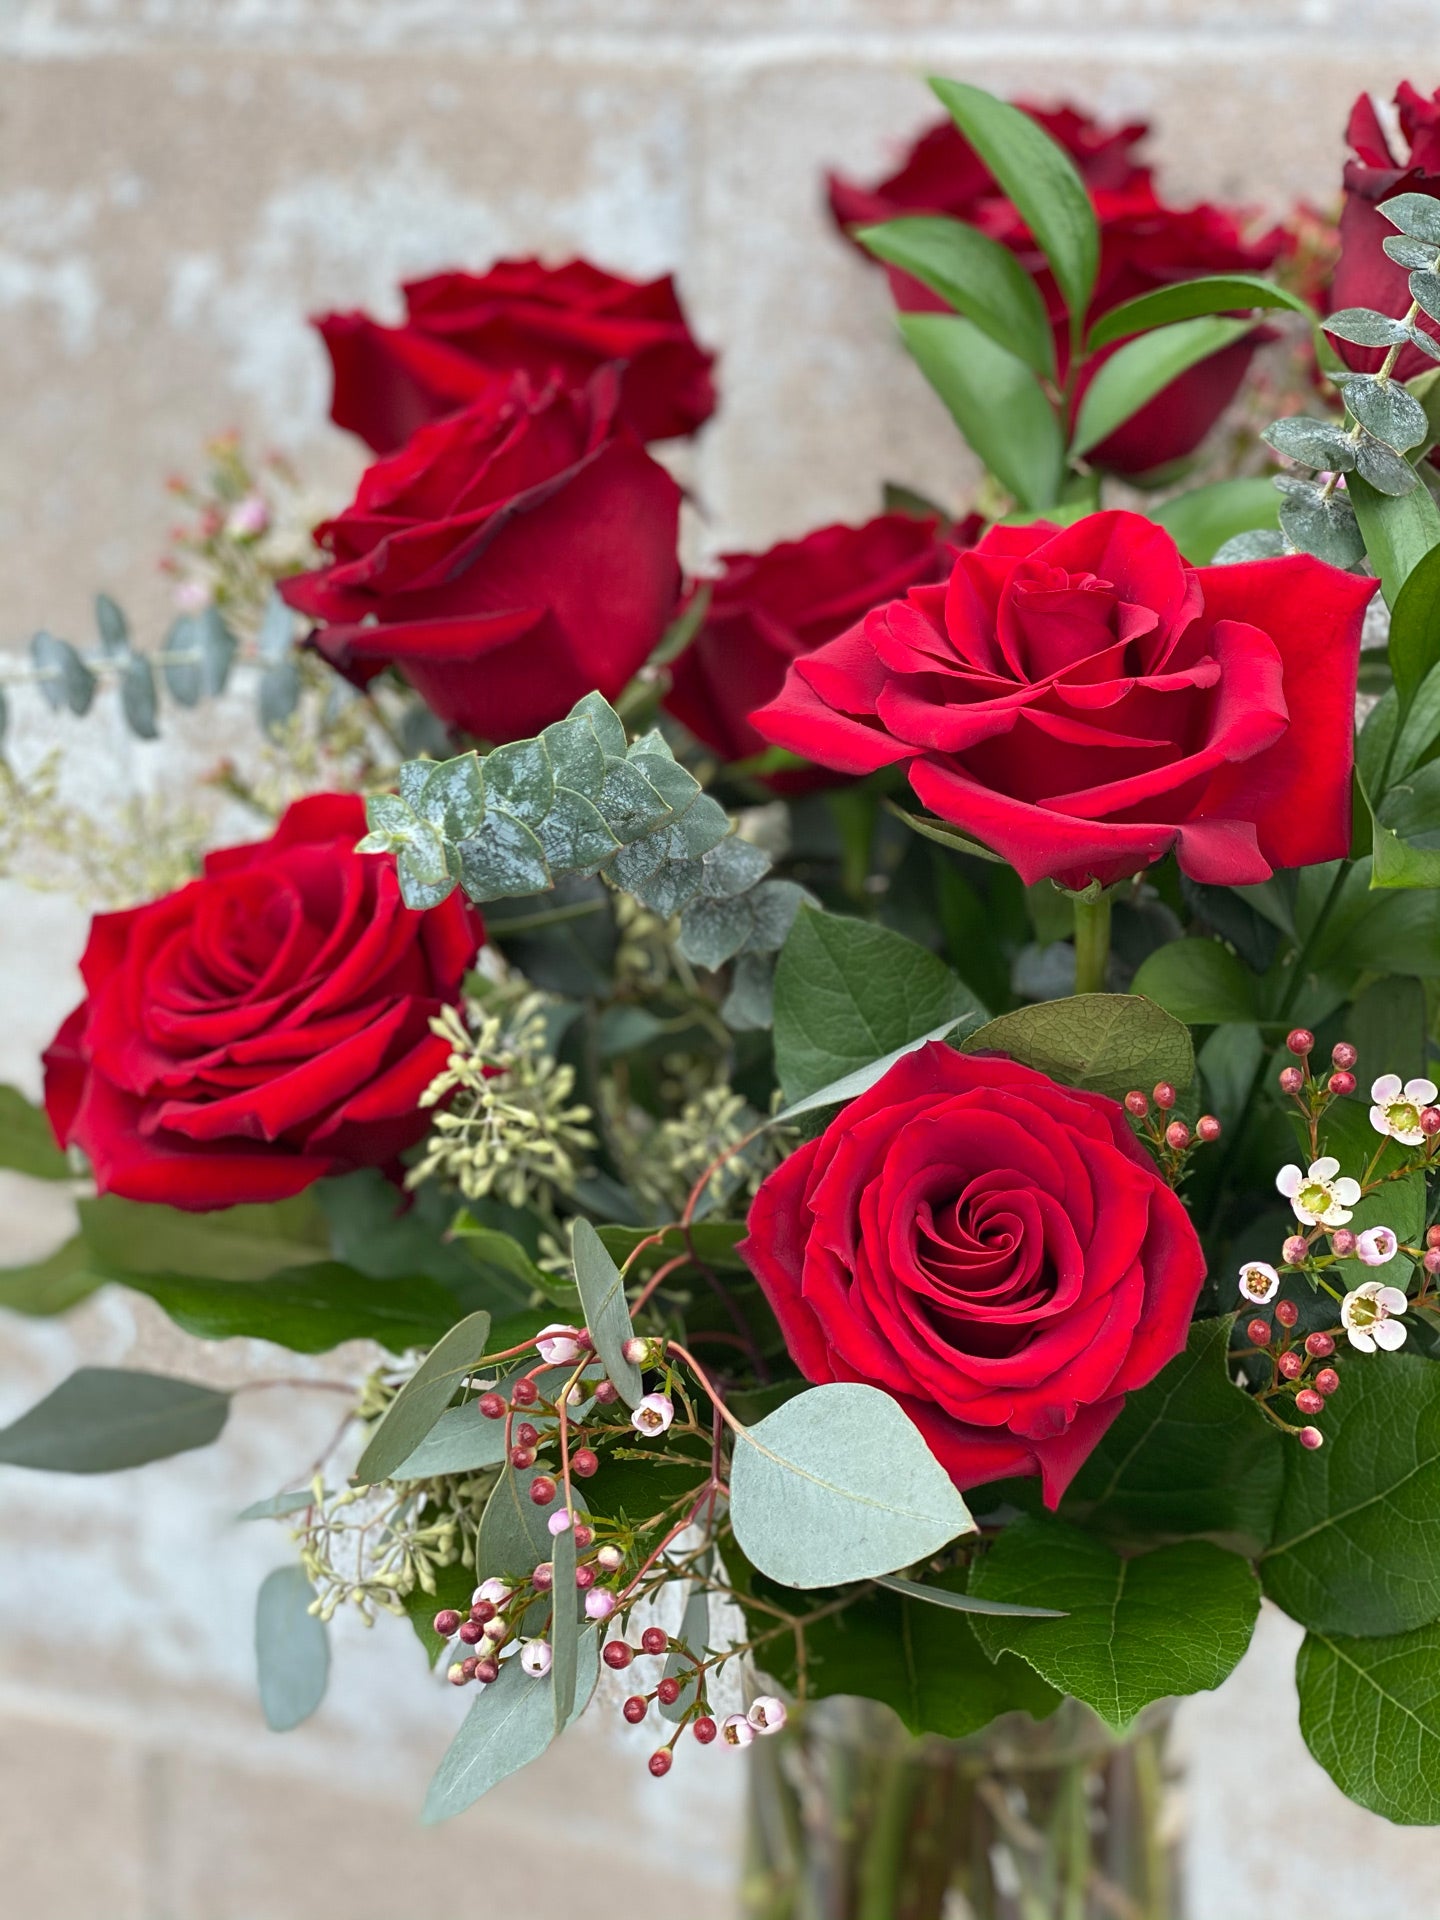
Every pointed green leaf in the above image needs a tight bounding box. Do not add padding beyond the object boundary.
[1087,273,1311,348]
[424,1627,598,1821]
[856,214,1055,376]
[0,1368,230,1474]
[355,1310,492,1483]
[0,1084,70,1178]
[120,1263,461,1355]
[550,1520,578,1729]
[255,1565,329,1732]
[899,313,1064,509]
[570,1218,643,1408]
[1149,477,1279,564]
[871,1573,1064,1619]
[959,992,1194,1101]
[1297,1623,1440,1823]
[1071,317,1255,458]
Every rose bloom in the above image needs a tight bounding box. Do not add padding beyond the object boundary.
[42,795,481,1209]
[664,513,958,769]
[754,510,1375,891]
[315,258,716,454]
[829,104,1284,476]
[742,1042,1206,1501]
[1327,82,1440,383]
[281,369,682,743]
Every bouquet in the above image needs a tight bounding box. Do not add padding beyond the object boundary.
[6,70,1440,1916]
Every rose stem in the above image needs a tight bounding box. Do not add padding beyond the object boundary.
[1072,892,1112,995]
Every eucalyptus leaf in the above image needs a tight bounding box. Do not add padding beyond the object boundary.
[550,1519,579,1729]
[958,992,1194,1101]
[1410,270,1440,324]
[388,1403,510,1480]
[477,1463,566,1581]
[255,1565,329,1732]
[94,593,128,654]
[0,1368,230,1473]
[1262,416,1357,471]
[1323,308,1416,347]
[31,631,97,715]
[1339,373,1429,451]
[1381,194,1440,246]
[1277,482,1366,569]
[1354,432,1420,496]
[354,1310,493,1483]
[118,652,159,738]
[0,1240,101,1318]
[872,1572,1064,1619]
[660,1584,710,1721]
[570,1218,643,1408]
[424,1627,598,1821]
[1384,234,1440,269]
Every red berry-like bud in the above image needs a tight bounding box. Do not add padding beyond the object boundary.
[1283,1235,1310,1266]
[1153,1082,1177,1110]
[509,1445,536,1470]
[1247,1319,1272,1347]
[1124,1091,1148,1117]
[1196,1114,1221,1143]
[641,1627,669,1656]
[475,1656,500,1684]
[656,1676,682,1706]
[1278,1066,1305,1096]
[573,1523,595,1548]
[1423,1108,1440,1137]
[593,1379,619,1405]
[1275,1299,1300,1328]
[459,1620,484,1644]
[1295,1388,1325,1416]
[1304,1331,1335,1358]
[1315,1367,1341,1395]
[1165,1120,1191,1151]
[532,1563,554,1591]
[1428,1226,1440,1250]
[1331,1042,1358,1070]
[648,1749,673,1778]
[1278,1349,1305,1379]
[478,1392,505,1421]
[515,1422,540,1449]
[572,1448,599,1479]
[1426,1249,1440,1276]
[469,1598,496,1624]
[603,1640,634,1670]
[510,1378,538,1408]
[623,1696,648,1724]
[530,1476,557,1506]
[693,1716,718,1745]
[1328,1071,1356,1097]
[460,1656,478,1679]
[575,1564,597,1591]
[433,1609,462,1638]
[1299,1426,1324,1450]
[447,1664,470,1687]
[1331,1229,1357,1257]
[1287,1028,1315,1057]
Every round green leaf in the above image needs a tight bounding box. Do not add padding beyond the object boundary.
[255,1565,329,1733]
[1297,1624,1440,1824]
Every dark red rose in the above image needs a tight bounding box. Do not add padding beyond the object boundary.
[316,258,716,454]
[664,513,957,768]
[42,795,481,1209]
[281,370,683,743]
[742,1042,1206,1503]
[753,510,1375,891]
[829,105,1285,476]
[1328,83,1440,383]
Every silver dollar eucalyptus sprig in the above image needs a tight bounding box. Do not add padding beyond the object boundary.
[358,691,808,1028]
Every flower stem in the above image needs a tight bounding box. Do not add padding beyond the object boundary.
[1072,893,1112,995]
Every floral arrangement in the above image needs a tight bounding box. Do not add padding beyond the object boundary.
[6,69,1440,1911]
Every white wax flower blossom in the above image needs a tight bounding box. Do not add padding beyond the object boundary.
[1341,1280,1409,1353]
[536,1324,586,1365]
[721,1713,756,1748]
[1356,1226,1399,1267]
[1370,1075,1438,1147]
[748,1697,788,1735]
[474,1579,511,1608]
[632,1393,675,1437]
[584,1588,618,1621]
[520,1640,553,1679]
[1238,1260,1280,1304]
[1276,1157,1362,1228]
[225,491,270,538]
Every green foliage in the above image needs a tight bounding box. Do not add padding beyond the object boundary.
[387,1403,509,1480]
[1149,478,1280,564]
[571,1218,644,1407]
[403,1559,475,1667]
[1297,1624,1440,1824]
[969,1516,1260,1731]
[0,1367,230,1473]
[959,992,1194,1102]
[1086,275,1311,348]
[1261,1353,1440,1635]
[0,1240,103,1317]
[117,1263,463,1355]
[77,1191,329,1283]
[897,314,1064,510]
[1129,938,1261,1025]
[478,1463,565,1580]
[772,908,985,1106]
[855,215,1056,375]
[354,1311,492,1483]
[0,1085,70,1178]
[1350,471,1440,607]
[551,1519,579,1728]
[255,1565,330,1732]
[1071,318,1255,458]
[728,1383,975,1589]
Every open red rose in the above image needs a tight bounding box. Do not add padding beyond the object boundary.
[754,510,1374,892]
[742,1041,1206,1504]
[1328,83,1440,383]
[316,258,716,454]
[829,105,1285,476]
[281,369,683,743]
[42,795,482,1209]
[664,513,957,769]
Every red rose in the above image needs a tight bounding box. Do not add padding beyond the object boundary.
[664,513,957,768]
[316,258,716,454]
[1328,83,1440,383]
[753,510,1375,892]
[281,370,683,743]
[742,1042,1206,1503]
[829,105,1284,476]
[42,795,481,1209]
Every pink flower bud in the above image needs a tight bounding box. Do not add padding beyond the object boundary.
[1124,1091,1148,1117]
[1287,1028,1315,1057]
[1278,1066,1305,1096]
[1330,1230,1357,1257]
[536,1324,586,1365]
[1196,1114,1221,1142]
[548,1510,572,1537]
[721,1713,756,1749]
[1246,1318,1272,1346]
[1295,1388,1324,1417]
[1423,1108,1440,1137]
[1275,1299,1300,1328]
[1315,1367,1340,1395]
[520,1640,553,1678]
[1165,1120,1191,1151]
[1328,1071,1356,1097]
[1299,1426,1324,1450]
[1305,1331,1335,1358]
[1278,1350,1305,1380]
[1331,1042,1358,1070]
[585,1588,618,1621]
[1152,1082,1177,1110]
[597,1544,625,1571]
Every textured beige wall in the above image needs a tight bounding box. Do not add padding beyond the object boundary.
[5,3,1440,1914]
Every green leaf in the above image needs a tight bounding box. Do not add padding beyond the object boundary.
[1354,431,1420,496]
[119,1263,462,1355]
[1297,1623,1440,1824]
[424,1626,598,1822]
[769,1019,969,1127]
[1277,479,1366,569]
[1263,416,1358,471]
[1388,537,1440,720]
[856,215,1055,376]
[772,908,986,1106]
[1071,318,1255,458]
[1380,194,1440,246]
[388,1403,508,1479]
[162,607,236,705]
[729,1382,976,1589]
[1338,372,1431,452]
[1087,274,1311,349]
[1350,470,1440,607]
[237,1489,312,1522]
[0,1239,103,1318]
[478,1463,566,1581]
[316,1170,488,1294]
[570,1218,643,1409]
[0,1367,229,1473]
[1061,1318,1285,1552]
[403,1559,475,1668]
[959,992,1194,1101]
[871,1572,1064,1619]
[1262,1352,1440,1634]
[969,1516,1260,1731]
[550,1517,579,1730]
[77,1191,329,1283]
[0,1084,70,1177]
[1348,976,1429,1088]
[255,1565,329,1733]
[898,313,1064,510]
[929,77,1099,324]
[659,1584,710,1722]
[1149,478,1279,564]
[354,1310,492,1483]
[31,630,97,715]
[1129,937,1261,1025]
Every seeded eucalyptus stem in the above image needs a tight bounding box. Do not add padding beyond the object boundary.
[1071,893,1112,996]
